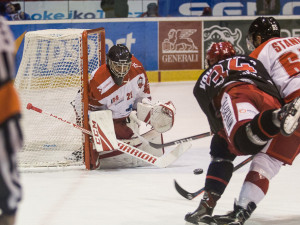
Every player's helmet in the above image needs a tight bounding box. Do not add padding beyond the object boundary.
[246,16,280,51]
[206,42,236,67]
[107,44,132,85]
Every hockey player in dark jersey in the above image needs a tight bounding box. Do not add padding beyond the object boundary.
[184,42,300,225]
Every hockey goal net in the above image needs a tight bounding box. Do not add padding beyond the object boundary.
[14,28,106,170]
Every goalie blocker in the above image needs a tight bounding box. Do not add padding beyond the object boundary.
[137,98,176,133]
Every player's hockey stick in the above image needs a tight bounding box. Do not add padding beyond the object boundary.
[174,155,255,200]
[26,103,191,168]
[149,132,212,148]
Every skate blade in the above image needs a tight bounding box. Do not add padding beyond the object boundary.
[185,220,218,225]
[185,220,207,225]
[198,222,218,225]
[185,222,195,225]
[185,216,218,225]
[199,217,219,225]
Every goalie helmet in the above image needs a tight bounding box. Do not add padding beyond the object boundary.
[246,16,280,51]
[107,44,132,85]
[206,42,236,67]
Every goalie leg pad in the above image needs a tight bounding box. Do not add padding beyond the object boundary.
[89,110,119,152]
[90,144,101,169]
[98,130,164,169]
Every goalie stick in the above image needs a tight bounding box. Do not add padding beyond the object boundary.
[174,155,254,200]
[149,132,212,148]
[26,103,191,168]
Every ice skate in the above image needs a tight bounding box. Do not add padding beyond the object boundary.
[185,191,220,225]
[211,201,256,225]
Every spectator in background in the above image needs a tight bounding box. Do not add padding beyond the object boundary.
[4,2,30,20]
[140,3,159,17]
[0,3,5,15]
[101,0,115,18]
[202,7,212,16]
[256,0,280,15]
[101,0,128,18]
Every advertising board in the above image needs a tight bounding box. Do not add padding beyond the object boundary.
[9,17,300,81]
[158,0,300,16]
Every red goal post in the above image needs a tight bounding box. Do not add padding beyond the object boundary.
[82,28,106,170]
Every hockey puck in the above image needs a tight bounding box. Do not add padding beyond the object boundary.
[193,168,203,175]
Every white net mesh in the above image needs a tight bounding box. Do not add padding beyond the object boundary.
[14,29,103,168]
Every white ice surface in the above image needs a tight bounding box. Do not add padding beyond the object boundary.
[16,81,300,225]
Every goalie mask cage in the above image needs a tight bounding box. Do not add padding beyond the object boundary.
[14,28,106,170]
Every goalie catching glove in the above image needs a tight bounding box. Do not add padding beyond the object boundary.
[137,98,176,133]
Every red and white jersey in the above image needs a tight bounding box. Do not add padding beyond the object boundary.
[250,37,300,103]
[217,83,299,165]
[89,56,151,119]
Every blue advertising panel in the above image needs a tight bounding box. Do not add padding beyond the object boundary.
[159,0,300,16]
[10,21,158,73]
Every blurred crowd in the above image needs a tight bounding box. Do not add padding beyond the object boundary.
[0,2,30,20]
[0,0,282,21]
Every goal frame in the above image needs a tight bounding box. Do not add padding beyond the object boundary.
[82,27,106,170]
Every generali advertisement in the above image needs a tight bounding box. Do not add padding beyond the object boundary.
[159,21,202,70]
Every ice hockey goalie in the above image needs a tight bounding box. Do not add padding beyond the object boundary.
[69,44,176,169]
